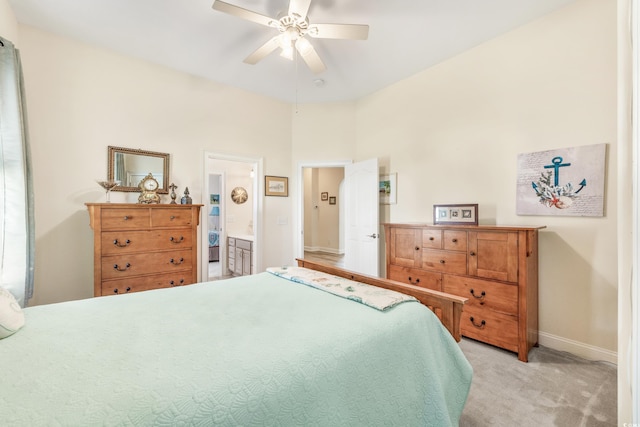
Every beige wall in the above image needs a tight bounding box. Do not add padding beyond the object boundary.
[293,0,618,363]
[8,0,618,359]
[17,25,293,306]
[0,0,18,43]
[365,0,616,359]
[3,0,633,420]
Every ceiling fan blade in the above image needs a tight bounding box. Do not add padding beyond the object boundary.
[288,0,311,19]
[212,0,275,27]
[307,23,369,40]
[244,36,281,65]
[295,39,326,74]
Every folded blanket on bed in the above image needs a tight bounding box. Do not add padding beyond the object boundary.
[267,266,417,311]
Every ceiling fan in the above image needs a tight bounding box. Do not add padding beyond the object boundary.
[211,0,369,74]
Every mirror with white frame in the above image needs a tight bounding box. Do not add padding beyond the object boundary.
[108,146,170,193]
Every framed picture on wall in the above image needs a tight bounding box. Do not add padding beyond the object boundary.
[379,173,397,205]
[329,196,336,205]
[321,192,328,201]
[265,175,288,197]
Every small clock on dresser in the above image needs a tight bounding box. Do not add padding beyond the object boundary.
[138,173,161,204]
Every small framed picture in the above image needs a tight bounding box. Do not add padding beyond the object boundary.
[265,175,288,197]
[321,192,328,201]
[433,204,478,225]
[379,173,397,205]
[329,196,336,205]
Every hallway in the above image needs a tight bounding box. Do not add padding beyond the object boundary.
[302,251,344,268]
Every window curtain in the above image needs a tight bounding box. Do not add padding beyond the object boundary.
[115,152,125,184]
[0,36,35,308]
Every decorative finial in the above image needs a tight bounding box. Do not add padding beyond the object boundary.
[169,183,178,204]
[180,187,192,205]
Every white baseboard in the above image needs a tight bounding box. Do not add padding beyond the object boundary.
[538,331,617,365]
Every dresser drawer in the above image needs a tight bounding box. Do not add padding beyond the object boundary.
[443,230,467,252]
[421,249,467,275]
[387,264,442,291]
[100,272,195,296]
[101,249,193,279]
[150,208,194,227]
[101,209,150,230]
[101,230,193,255]
[443,275,517,316]
[421,230,442,249]
[460,306,519,353]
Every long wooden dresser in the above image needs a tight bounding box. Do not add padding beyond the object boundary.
[384,223,544,362]
[86,203,202,297]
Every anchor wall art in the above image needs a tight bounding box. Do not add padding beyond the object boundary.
[516,143,606,217]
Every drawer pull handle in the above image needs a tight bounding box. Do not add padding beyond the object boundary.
[452,238,458,243]
[123,216,131,221]
[408,276,421,285]
[429,237,434,241]
[114,287,131,294]
[113,263,131,271]
[170,257,185,265]
[113,239,131,247]
[469,251,476,256]
[170,236,184,244]
[170,215,176,220]
[439,259,445,264]
[169,279,185,286]
[469,316,486,329]
[470,289,486,300]
[415,246,420,251]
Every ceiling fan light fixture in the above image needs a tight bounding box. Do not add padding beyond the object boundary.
[280,42,294,60]
[295,37,313,55]
[212,0,369,74]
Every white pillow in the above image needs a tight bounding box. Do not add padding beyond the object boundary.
[0,287,25,339]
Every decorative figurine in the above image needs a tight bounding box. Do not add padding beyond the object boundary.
[180,187,192,205]
[169,183,178,204]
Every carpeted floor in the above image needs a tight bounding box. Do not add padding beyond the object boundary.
[458,338,617,426]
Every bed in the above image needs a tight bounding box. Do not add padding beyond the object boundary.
[1,260,472,426]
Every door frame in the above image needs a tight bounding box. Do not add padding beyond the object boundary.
[202,152,263,281]
[296,160,352,260]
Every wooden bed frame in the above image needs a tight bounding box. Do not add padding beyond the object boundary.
[296,258,467,341]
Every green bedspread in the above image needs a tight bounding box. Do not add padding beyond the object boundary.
[1,270,472,426]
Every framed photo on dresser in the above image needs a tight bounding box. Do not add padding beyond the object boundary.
[433,204,478,225]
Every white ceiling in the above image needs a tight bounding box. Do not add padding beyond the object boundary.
[9,0,577,104]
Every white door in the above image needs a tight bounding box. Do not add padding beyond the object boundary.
[344,158,379,276]
[202,153,262,282]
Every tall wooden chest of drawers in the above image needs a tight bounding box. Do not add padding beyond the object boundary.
[86,203,202,297]
[384,223,544,362]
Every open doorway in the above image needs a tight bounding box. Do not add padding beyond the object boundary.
[202,152,262,282]
[298,159,381,276]
[298,162,349,268]
[206,173,222,279]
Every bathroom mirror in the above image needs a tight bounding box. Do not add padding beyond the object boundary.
[108,146,170,193]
